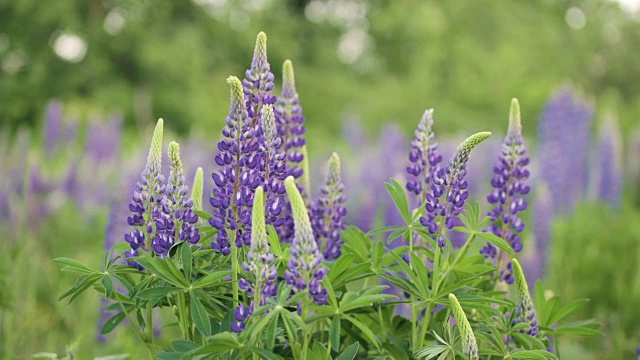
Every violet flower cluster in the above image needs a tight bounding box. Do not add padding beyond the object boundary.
[260,105,288,231]
[124,119,166,264]
[210,76,262,254]
[232,186,278,332]
[480,99,530,283]
[420,132,492,247]
[151,142,200,256]
[284,176,328,306]
[243,32,277,126]
[406,109,443,205]
[309,153,348,261]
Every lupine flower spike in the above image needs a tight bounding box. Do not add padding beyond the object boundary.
[243,32,276,126]
[275,60,307,182]
[260,104,288,230]
[191,167,204,212]
[512,259,540,336]
[124,119,165,264]
[284,176,328,306]
[448,293,479,360]
[309,153,347,260]
[152,142,200,256]
[232,186,278,333]
[406,109,443,205]
[421,132,492,247]
[210,76,261,254]
[590,113,623,208]
[481,99,530,283]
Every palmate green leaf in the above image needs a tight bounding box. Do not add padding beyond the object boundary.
[246,346,284,360]
[100,311,126,335]
[58,273,103,304]
[180,242,192,280]
[102,276,114,298]
[331,263,373,289]
[265,313,278,351]
[155,352,182,360]
[190,291,212,337]
[507,349,558,359]
[343,315,381,350]
[52,258,99,274]
[385,180,412,224]
[191,270,232,289]
[330,315,341,351]
[475,231,515,256]
[342,226,372,262]
[266,225,282,256]
[413,344,450,360]
[190,332,241,356]
[137,286,178,300]
[546,298,589,326]
[335,342,359,360]
[193,210,215,220]
[171,340,199,352]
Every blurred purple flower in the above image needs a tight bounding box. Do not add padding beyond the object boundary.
[43,100,63,154]
[590,113,623,208]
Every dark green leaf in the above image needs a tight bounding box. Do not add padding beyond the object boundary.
[330,316,341,351]
[335,342,359,360]
[100,311,126,335]
[190,291,212,337]
[137,287,178,300]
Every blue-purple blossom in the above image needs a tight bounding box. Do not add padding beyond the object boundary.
[232,186,278,332]
[43,100,63,154]
[420,132,492,247]
[538,88,594,215]
[284,176,328,306]
[480,99,530,283]
[124,119,166,265]
[260,105,289,232]
[309,153,347,261]
[590,113,623,208]
[275,60,306,182]
[243,32,277,127]
[210,76,262,254]
[151,142,200,256]
[406,109,443,205]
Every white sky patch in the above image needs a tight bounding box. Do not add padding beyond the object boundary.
[611,0,640,13]
[565,7,587,30]
[337,27,368,64]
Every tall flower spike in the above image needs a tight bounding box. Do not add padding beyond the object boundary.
[406,109,443,205]
[152,142,200,256]
[309,153,348,260]
[261,104,289,231]
[275,60,307,182]
[421,132,491,247]
[210,76,262,254]
[284,176,328,305]
[448,294,479,360]
[512,259,540,337]
[124,119,166,264]
[232,186,278,332]
[191,167,204,212]
[243,32,276,125]
[480,99,531,283]
[299,145,312,201]
[590,113,623,208]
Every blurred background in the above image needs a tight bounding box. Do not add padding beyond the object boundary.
[1,0,640,358]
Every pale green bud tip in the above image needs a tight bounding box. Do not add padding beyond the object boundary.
[282,59,297,98]
[448,293,479,360]
[327,152,341,185]
[251,186,266,242]
[191,167,204,211]
[168,141,182,169]
[512,259,531,299]
[226,76,244,102]
[508,98,522,136]
[285,176,309,222]
[262,104,276,137]
[251,32,268,69]
[147,118,164,169]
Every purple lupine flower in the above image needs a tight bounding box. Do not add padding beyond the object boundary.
[284,176,328,306]
[151,142,200,256]
[86,115,122,164]
[590,113,623,208]
[210,76,262,254]
[124,119,165,265]
[260,105,289,232]
[43,100,63,154]
[242,32,277,127]
[480,99,531,283]
[309,153,347,261]
[538,88,594,215]
[233,187,278,332]
[275,59,306,182]
[420,132,492,247]
[406,109,444,205]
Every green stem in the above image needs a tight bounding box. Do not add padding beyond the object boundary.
[116,296,151,349]
[177,291,193,341]
[301,295,310,359]
[231,232,239,304]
